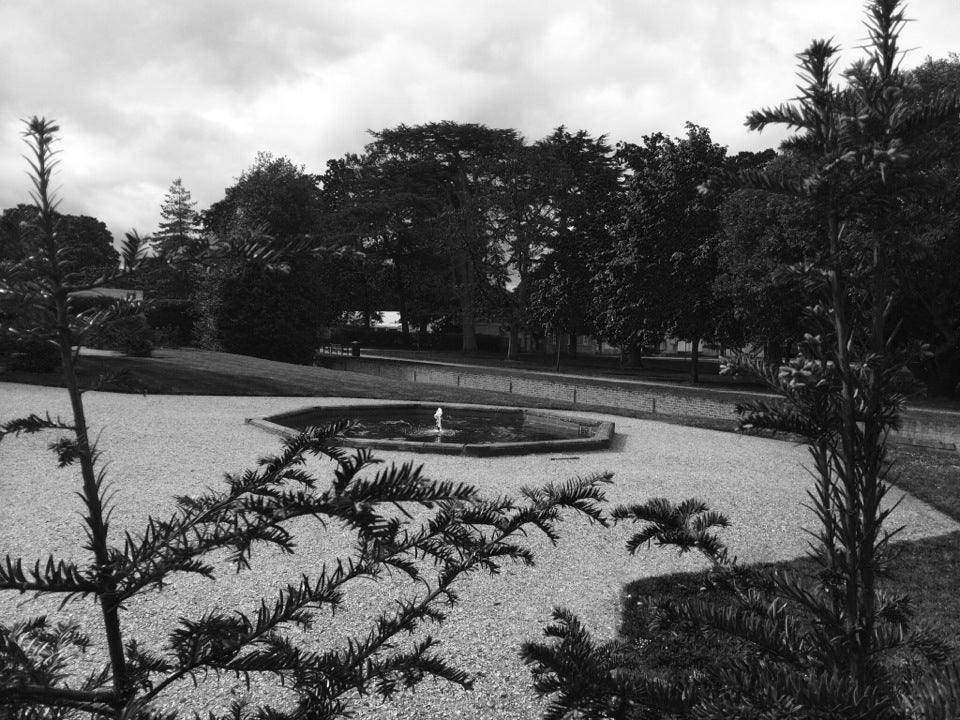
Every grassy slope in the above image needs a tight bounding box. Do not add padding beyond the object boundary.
[0,348,580,408]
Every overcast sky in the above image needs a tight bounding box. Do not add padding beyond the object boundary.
[1,0,956,242]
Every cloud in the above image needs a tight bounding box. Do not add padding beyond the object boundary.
[1,0,956,240]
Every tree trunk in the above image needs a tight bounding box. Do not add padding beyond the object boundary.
[922,345,960,397]
[764,338,783,370]
[506,325,520,360]
[395,263,410,346]
[418,319,429,349]
[360,274,373,329]
[461,307,478,352]
[554,330,562,372]
[456,251,478,352]
[567,331,578,359]
[626,339,643,367]
[690,336,700,384]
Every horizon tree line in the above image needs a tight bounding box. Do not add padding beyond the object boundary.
[3,52,958,394]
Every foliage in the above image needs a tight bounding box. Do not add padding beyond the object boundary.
[1,116,615,719]
[891,53,960,397]
[318,148,448,335]
[203,152,322,244]
[489,139,569,358]
[153,178,204,262]
[87,313,154,357]
[0,205,119,284]
[365,122,520,351]
[713,153,820,363]
[522,2,960,717]
[523,128,622,357]
[596,124,728,376]
[0,336,61,373]
[144,299,196,346]
[192,255,338,364]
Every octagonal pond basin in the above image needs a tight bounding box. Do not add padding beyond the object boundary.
[248,403,614,456]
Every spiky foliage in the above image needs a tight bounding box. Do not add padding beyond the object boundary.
[526,497,951,719]
[524,2,960,717]
[0,117,614,718]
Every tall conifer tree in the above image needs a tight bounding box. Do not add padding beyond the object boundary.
[154,177,202,261]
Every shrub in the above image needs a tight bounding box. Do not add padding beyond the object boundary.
[145,299,196,345]
[195,260,326,364]
[150,325,185,348]
[0,336,61,373]
[84,309,154,357]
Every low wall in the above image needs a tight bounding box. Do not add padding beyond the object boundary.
[316,355,960,451]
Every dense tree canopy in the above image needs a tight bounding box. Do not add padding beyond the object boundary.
[203,152,323,245]
[713,151,814,363]
[597,124,727,379]
[529,128,622,358]
[0,204,118,283]
[364,122,520,351]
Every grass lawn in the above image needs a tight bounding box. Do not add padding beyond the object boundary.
[0,347,584,408]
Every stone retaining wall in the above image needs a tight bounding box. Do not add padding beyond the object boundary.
[317,355,960,451]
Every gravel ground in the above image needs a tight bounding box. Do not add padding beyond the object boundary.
[2,381,957,718]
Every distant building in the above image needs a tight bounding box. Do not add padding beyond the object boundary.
[68,287,144,302]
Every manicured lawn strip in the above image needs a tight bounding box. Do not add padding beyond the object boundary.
[891,445,960,523]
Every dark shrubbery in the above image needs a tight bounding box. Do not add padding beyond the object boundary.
[146,298,196,346]
[0,336,61,372]
[195,260,325,365]
[73,296,154,357]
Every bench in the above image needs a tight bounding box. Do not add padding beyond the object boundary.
[318,343,349,355]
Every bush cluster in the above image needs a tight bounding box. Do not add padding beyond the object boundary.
[194,260,324,365]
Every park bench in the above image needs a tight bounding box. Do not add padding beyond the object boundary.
[318,342,349,356]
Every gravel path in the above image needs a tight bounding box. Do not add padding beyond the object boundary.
[2,382,957,718]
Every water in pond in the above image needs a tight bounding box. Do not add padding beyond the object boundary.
[346,413,566,444]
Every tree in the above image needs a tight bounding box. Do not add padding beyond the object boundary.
[366,122,519,352]
[495,140,571,360]
[193,256,332,364]
[0,204,122,370]
[153,178,203,262]
[597,124,727,380]
[522,1,960,717]
[200,154,343,356]
[713,153,818,365]
[0,117,613,719]
[893,53,960,396]
[204,152,322,244]
[535,128,623,359]
[319,150,449,337]
[0,204,119,283]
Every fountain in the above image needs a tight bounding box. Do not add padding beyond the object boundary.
[250,403,615,457]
